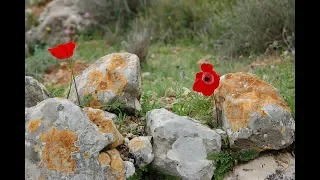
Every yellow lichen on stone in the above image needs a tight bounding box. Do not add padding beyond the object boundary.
[84,152,90,158]
[86,109,124,148]
[86,66,128,96]
[107,54,129,70]
[39,126,79,175]
[106,149,125,180]
[27,120,42,132]
[98,152,111,167]
[214,72,291,132]
[128,138,146,152]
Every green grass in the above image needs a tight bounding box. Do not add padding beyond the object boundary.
[207,150,260,180]
[252,56,295,117]
[128,165,180,180]
[26,38,295,125]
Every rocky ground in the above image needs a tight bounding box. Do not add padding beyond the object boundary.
[25,52,295,180]
[25,1,295,179]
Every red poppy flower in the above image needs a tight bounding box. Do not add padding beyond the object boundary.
[192,63,220,96]
[48,41,76,60]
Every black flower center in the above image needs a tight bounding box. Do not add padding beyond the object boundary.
[202,72,214,84]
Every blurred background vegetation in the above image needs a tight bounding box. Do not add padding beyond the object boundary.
[25,0,295,119]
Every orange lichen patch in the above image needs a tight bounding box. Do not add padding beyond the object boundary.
[106,149,125,174]
[98,152,111,167]
[86,69,128,96]
[83,91,103,109]
[106,54,129,70]
[86,109,124,148]
[34,144,41,152]
[28,120,42,132]
[263,145,272,149]
[214,72,290,132]
[44,61,90,86]
[38,177,46,180]
[84,152,90,158]
[39,126,79,175]
[281,127,286,133]
[128,138,146,152]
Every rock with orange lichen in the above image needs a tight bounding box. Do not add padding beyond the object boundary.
[83,107,124,149]
[25,98,119,180]
[25,76,50,108]
[214,72,295,151]
[69,53,142,115]
[105,149,126,180]
[128,136,154,168]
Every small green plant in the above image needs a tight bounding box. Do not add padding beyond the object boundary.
[140,90,162,116]
[207,149,260,180]
[81,94,94,107]
[46,85,68,98]
[128,165,180,180]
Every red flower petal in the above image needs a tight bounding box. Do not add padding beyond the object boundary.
[192,79,206,92]
[201,63,213,72]
[48,41,76,60]
[195,72,204,81]
[65,41,76,58]
[193,79,215,96]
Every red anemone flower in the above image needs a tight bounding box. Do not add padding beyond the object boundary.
[192,63,220,96]
[48,41,76,60]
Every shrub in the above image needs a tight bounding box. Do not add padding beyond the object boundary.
[121,19,151,64]
[214,0,295,56]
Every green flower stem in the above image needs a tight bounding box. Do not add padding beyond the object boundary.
[67,59,81,106]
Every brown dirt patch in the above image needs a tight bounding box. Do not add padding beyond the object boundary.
[43,61,90,86]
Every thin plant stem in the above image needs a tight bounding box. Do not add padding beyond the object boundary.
[68,59,81,105]
[66,76,72,99]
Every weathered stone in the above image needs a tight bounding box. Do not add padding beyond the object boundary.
[124,161,136,178]
[223,152,295,180]
[25,98,117,180]
[214,72,295,151]
[83,107,124,149]
[146,108,221,180]
[105,149,126,180]
[128,136,154,168]
[25,76,50,108]
[69,53,142,115]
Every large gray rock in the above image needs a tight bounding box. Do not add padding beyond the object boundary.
[214,72,295,151]
[25,98,125,180]
[69,53,142,114]
[146,108,221,180]
[223,152,295,180]
[128,136,154,168]
[25,76,50,108]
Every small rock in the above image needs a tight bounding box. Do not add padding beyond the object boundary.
[142,72,151,78]
[69,53,142,115]
[128,136,154,168]
[124,161,136,178]
[25,76,50,108]
[124,138,130,145]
